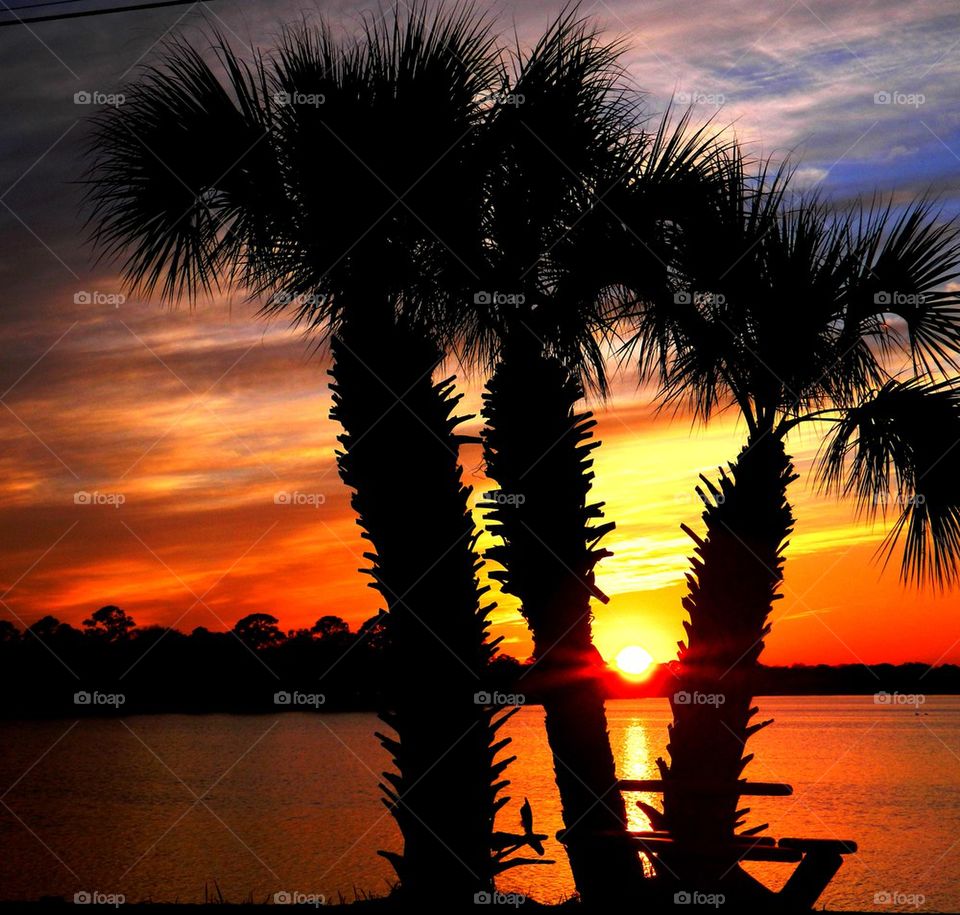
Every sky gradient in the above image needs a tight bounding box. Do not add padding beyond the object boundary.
[2,0,960,667]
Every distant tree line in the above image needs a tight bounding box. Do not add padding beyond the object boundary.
[0,605,525,718]
[2,605,958,718]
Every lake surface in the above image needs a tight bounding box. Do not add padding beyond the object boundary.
[1,697,958,910]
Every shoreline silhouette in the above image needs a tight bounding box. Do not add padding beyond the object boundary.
[3,606,956,718]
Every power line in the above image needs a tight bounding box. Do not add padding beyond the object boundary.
[5,0,98,10]
[0,0,223,27]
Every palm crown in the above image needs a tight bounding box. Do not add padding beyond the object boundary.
[85,6,501,338]
[629,149,960,585]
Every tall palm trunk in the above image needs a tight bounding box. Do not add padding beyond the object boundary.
[481,334,645,904]
[654,431,796,884]
[330,305,509,901]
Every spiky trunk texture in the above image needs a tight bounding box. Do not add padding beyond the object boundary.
[481,339,645,905]
[330,310,512,902]
[651,432,796,885]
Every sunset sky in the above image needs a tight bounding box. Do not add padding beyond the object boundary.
[2,0,960,667]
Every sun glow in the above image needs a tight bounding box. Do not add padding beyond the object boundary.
[615,644,654,678]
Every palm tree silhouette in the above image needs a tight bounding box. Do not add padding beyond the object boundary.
[83,7,535,900]
[459,14,722,903]
[625,147,960,885]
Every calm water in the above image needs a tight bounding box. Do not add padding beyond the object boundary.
[1,698,958,910]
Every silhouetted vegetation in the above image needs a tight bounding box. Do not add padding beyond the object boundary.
[1,607,386,717]
[4,607,958,721]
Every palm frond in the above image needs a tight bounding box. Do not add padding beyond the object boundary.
[600,107,729,381]
[83,34,279,302]
[258,3,501,340]
[817,378,960,586]
[453,7,639,394]
[844,198,960,378]
[625,147,793,427]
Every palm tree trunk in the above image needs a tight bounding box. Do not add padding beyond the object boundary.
[330,309,508,902]
[655,431,796,885]
[481,337,645,905]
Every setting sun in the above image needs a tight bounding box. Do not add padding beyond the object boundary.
[614,644,655,678]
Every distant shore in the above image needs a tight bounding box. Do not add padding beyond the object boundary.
[2,663,957,719]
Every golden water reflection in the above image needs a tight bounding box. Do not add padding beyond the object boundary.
[0,698,958,912]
